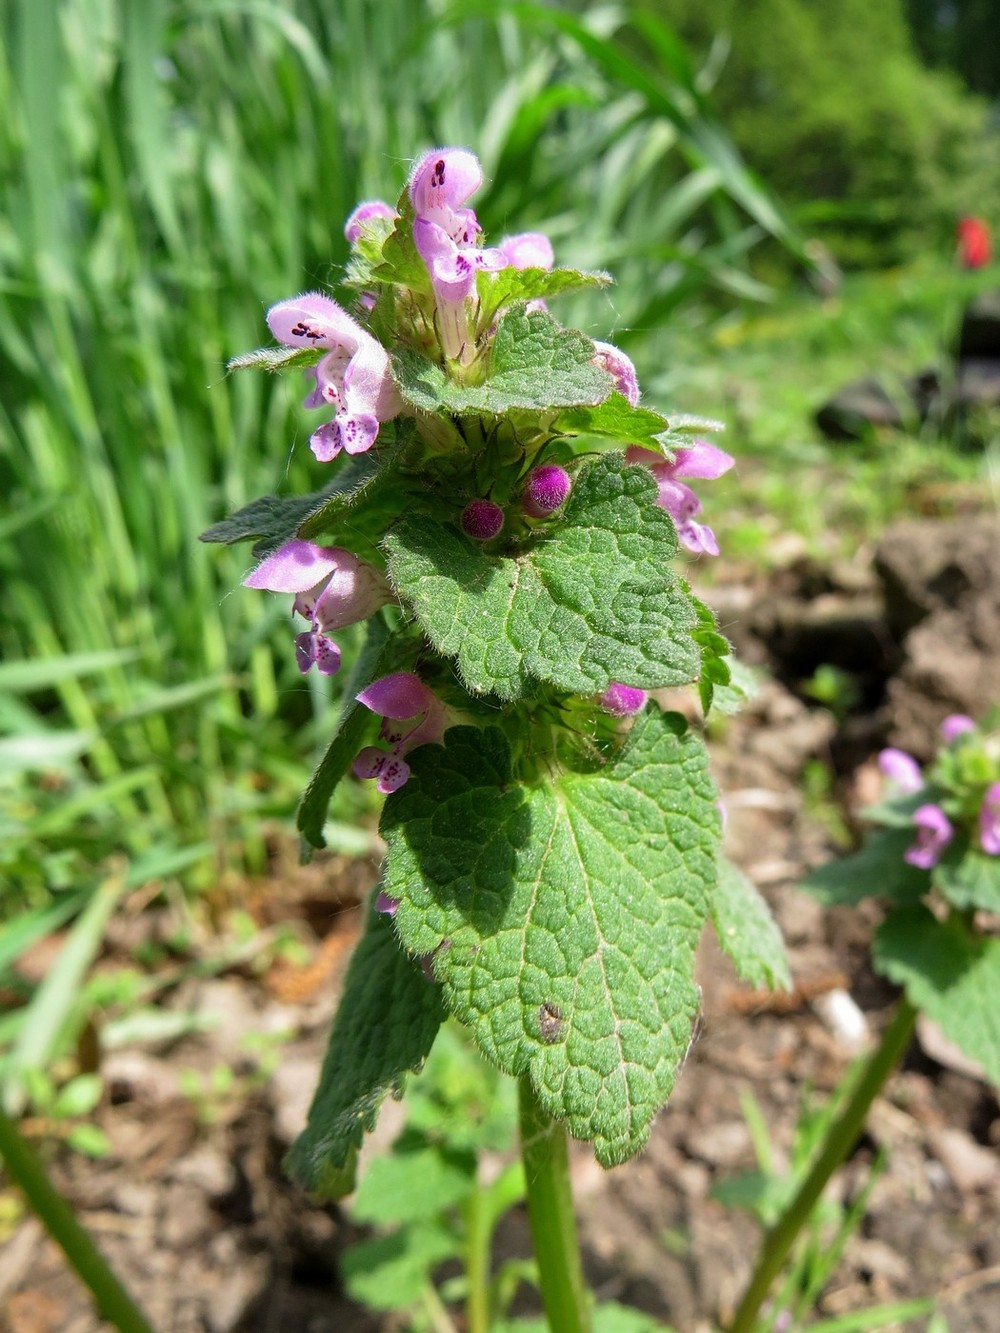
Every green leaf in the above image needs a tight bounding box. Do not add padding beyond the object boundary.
[352,1140,476,1226]
[691,594,731,715]
[391,307,612,415]
[495,1302,676,1333]
[800,830,927,906]
[225,344,324,373]
[385,453,700,700]
[711,858,791,991]
[477,264,612,322]
[381,709,720,1166]
[284,902,447,1198]
[935,847,1000,913]
[199,448,388,557]
[296,619,394,851]
[341,1221,460,1310]
[874,907,1000,1085]
[553,393,671,451]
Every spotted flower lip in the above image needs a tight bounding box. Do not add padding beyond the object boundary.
[353,672,453,794]
[409,148,484,226]
[980,782,1000,855]
[245,540,390,677]
[904,803,954,869]
[267,292,401,460]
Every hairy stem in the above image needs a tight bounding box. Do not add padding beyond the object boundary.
[518,1077,592,1333]
[0,1106,154,1333]
[728,997,919,1333]
[465,1179,491,1333]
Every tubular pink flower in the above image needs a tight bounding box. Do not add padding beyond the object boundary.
[591,341,639,406]
[267,292,401,461]
[523,465,572,518]
[599,683,647,717]
[625,442,734,557]
[245,540,390,677]
[344,200,397,243]
[353,672,454,794]
[980,783,1000,855]
[941,714,975,743]
[877,747,923,794]
[413,218,505,359]
[904,804,954,869]
[498,232,555,270]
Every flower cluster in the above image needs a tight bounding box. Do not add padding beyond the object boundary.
[877,714,1000,867]
[231,146,737,793]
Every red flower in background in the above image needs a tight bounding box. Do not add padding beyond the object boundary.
[957,216,992,269]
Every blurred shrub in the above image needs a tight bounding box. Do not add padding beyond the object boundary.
[655,0,1000,266]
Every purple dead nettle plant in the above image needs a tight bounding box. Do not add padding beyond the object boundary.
[202,145,785,1329]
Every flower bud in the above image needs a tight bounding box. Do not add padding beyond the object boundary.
[599,683,648,717]
[461,499,505,541]
[523,464,572,518]
[940,714,975,743]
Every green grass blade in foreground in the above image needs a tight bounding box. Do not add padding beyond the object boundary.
[2,878,128,1115]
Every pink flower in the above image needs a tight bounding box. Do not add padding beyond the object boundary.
[267,293,401,461]
[344,200,397,243]
[626,441,734,556]
[979,783,1000,855]
[904,804,954,869]
[940,714,975,743]
[244,540,390,676]
[352,672,454,794]
[497,232,555,270]
[591,341,639,406]
[877,747,923,794]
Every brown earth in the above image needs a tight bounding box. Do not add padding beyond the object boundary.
[2,521,998,1333]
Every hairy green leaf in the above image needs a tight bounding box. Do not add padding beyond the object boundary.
[874,907,1000,1085]
[285,901,447,1197]
[935,846,1000,913]
[225,344,324,373]
[553,393,671,450]
[391,307,612,415]
[477,264,612,322]
[711,858,791,991]
[800,830,927,907]
[381,709,720,1165]
[385,453,699,700]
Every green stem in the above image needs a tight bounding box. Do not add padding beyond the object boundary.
[728,997,918,1333]
[518,1077,592,1333]
[0,1107,154,1333]
[465,1179,491,1333]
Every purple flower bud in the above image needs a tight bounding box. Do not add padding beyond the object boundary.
[523,465,571,518]
[599,683,648,717]
[374,890,399,916]
[591,340,639,406]
[980,782,1000,855]
[878,748,923,794]
[904,804,954,869]
[344,200,397,243]
[941,714,975,743]
[461,499,505,541]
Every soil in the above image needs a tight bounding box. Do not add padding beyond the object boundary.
[2,524,999,1333]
